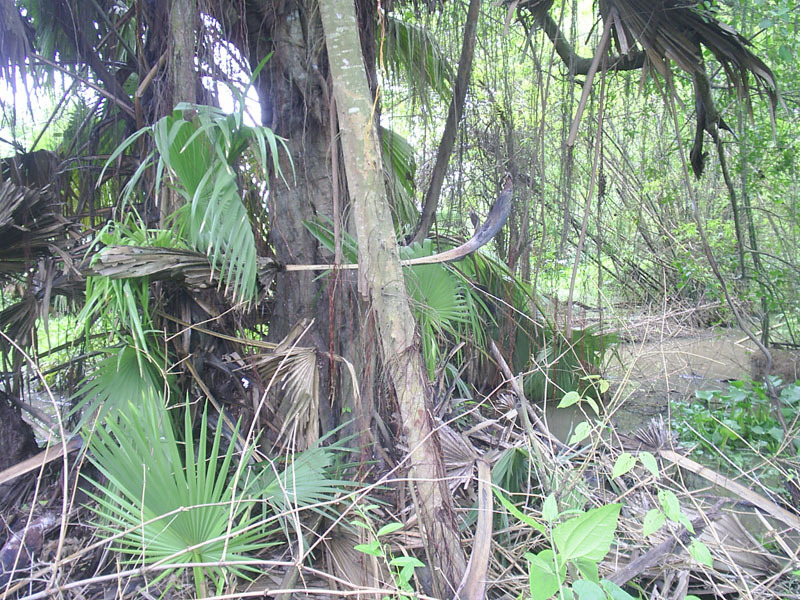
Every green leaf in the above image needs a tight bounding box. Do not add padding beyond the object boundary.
[601,580,638,600]
[572,579,605,600]
[689,540,713,567]
[639,452,658,478]
[569,421,592,445]
[559,391,581,408]
[553,504,621,562]
[585,398,600,416]
[493,488,546,534]
[657,490,681,522]
[354,541,383,557]
[389,556,425,568]
[377,522,404,537]
[542,494,559,523]
[642,509,666,538]
[525,550,563,600]
[612,452,636,479]
[574,558,599,583]
[85,396,267,595]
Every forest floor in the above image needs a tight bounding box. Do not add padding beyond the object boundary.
[2,310,799,598]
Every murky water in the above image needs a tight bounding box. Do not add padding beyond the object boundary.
[542,330,756,441]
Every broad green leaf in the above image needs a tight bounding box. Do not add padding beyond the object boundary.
[658,490,694,533]
[389,556,425,568]
[559,391,581,408]
[553,503,621,562]
[601,580,638,600]
[689,540,713,567]
[354,541,383,557]
[585,398,600,416]
[572,579,605,600]
[569,421,592,445]
[574,558,599,583]
[525,550,563,600]
[642,509,666,538]
[612,452,636,479]
[657,490,681,522]
[639,452,658,478]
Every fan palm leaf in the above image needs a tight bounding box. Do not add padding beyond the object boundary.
[85,396,271,596]
[0,180,71,281]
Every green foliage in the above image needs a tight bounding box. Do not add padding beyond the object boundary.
[380,125,419,234]
[70,342,172,429]
[520,498,631,600]
[672,379,800,458]
[400,240,482,376]
[85,397,270,596]
[527,326,618,401]
[102,104,289,305]
[353,513,425,595]
[80,218,180,358]
[85,395,355,597]
[381,12,454,105]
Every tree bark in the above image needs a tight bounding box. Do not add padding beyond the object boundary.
[169,0,196,106]
[319,0,468,594]
[241,0,371,444]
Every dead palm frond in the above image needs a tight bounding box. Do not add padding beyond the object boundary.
[599,0,778,176]
[0,180,71,281]
[247,321,321,449]
[600,0,777,101]
[0,0,33,82]
[86,245,216,290]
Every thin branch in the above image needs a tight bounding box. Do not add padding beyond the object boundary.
[410,0,482,245]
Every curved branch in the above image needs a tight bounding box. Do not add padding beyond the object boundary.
[535,12,644,75]
[285,175,513,271]
[409,0,482,245]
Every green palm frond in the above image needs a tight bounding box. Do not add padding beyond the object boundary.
[382,13,454,104]
[380,126,419,233]
[80,219,184,357]
[80,266,152,359]
[255,435,355,515]
[104,104,290,306]
[85,396,272,596]
[70,343,172,429]
[303,218,360,263]
[401,240,471,376]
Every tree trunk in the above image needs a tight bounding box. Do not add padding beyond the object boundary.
[319,0,468,594]
[242,0,371,444]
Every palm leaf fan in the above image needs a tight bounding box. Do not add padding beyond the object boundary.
[600,0,778,177]
[0,180,70,281]
[246,321,320,449]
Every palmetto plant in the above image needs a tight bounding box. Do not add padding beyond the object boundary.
[85,394,355,597]
[100,102,289,306]
[84,397,268,597]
